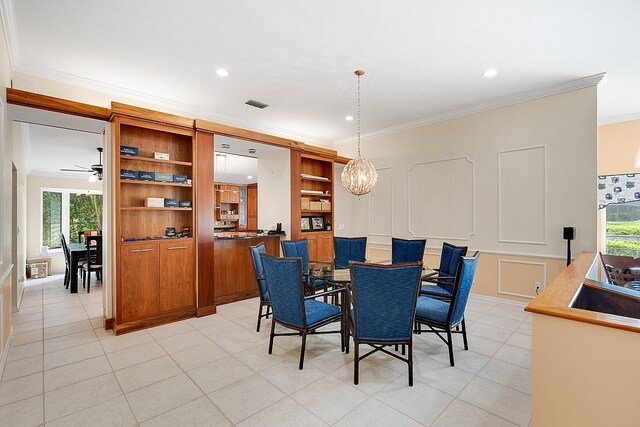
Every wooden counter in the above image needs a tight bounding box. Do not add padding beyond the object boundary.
[525,252,640,332]
[213,234,281,305]
[525,252,640,427]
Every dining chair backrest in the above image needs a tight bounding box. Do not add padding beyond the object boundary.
[260,253,306,328]
[334,236,367,268]
[391,238,426,264]
[281,239,310,271]
[437,242,468,287]
[86,235,103,268]
[447,252,480,326]
[350,261,423,341]
[60,234,70,265]
[249,243,269,301]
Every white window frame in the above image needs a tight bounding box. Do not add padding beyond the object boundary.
[40,187,103,252]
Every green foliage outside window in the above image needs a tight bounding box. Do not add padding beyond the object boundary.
[70,193,103,243]
[42,191,62,249]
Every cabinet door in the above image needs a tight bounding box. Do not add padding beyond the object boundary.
[229,186,240,203]
[120,243,159,322]
[317,232,334,261]
[305,234,319,260]
[159,240,195,311]
[247,186,258,230]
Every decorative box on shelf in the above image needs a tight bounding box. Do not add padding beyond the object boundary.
[120,169,138,180]
[164,198,180,208]
[120,146,139,156]
[301,197,310,210]
[139,171,155,181]
[145,197,165,208]
[154,152,170,160]
[155,173,173,182]
[309,201,322,210]
[173,174,188,183]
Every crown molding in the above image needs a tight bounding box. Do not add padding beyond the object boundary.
[598,111,640,126]
[0,0,18,68]
[334,73,606,146]
[12,62,334,148]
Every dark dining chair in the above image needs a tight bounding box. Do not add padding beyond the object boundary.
[415,252,480,367]
[60,234,71,289]
[421,242,468,299]
[82,235,103,293]
[259,253,344,370]
[281,239,322,294]
[348,261,423,386]
[391,238,426,264]
[334,236,367,268]
[249,243,271,332]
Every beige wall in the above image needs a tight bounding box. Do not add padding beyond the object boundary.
[598,119,640,175]
[531,313,640,426]
[257,149,291,238]
[26,175,103,275]
[336,87,597,302]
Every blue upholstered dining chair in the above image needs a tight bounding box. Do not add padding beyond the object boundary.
[249,243,271,332]
[259,253,345,370]
[348,261,423,386]
[414,252,480,367]
[334,236,367,268]
[391,238,426,264]
[421,242,468,299]
[281,239,322,294]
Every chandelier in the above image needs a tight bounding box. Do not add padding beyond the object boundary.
[341,70,378,196]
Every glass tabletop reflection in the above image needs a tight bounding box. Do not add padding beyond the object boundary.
[307,260,436,283]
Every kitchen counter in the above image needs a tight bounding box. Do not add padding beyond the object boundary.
[213,233,282,305]
[214,232,285,240]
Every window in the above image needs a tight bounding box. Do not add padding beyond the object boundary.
[41,189,103,249]
[605,201,640,257]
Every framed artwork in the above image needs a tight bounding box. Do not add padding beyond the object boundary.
[301,217,312,231]
[311,216,325,230]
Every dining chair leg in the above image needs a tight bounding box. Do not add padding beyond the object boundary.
[299,331,307,370]
[446,328,455,366]
[87,273,91,293]
[256,303,263,332]
[268,321,276,354]
[461,318,469,350]
[408,341,414,386]
[354,342,359,385]
[401,344,406,356]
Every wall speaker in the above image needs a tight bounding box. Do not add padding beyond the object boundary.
[563,227,576,240]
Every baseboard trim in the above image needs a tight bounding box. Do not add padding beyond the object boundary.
[0,326,14,381]
[103,317,114,330]
[113,308,196,335]
[196,305,216,317]
[471,292,528,308]
[215,290,259,306]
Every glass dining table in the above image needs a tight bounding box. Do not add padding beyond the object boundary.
[305,260,437,350]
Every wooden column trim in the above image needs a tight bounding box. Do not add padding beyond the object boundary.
[6,88,110,120]
[110,102,195,129]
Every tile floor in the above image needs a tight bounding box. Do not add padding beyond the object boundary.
[0,275,532,426]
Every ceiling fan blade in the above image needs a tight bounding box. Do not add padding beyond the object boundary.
[60,168,92,172]
[73,164,92,170]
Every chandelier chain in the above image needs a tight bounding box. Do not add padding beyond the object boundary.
[357,72,361,157]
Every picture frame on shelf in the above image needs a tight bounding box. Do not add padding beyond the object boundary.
[301,217,312,231]
[311,216,325,231]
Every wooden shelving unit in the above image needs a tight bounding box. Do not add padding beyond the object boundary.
[113,111,197,334]
[291,151,335,261]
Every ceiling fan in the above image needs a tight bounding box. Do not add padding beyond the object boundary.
[61,147,103,181]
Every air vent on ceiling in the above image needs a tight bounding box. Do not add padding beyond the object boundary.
[245,99,269,109]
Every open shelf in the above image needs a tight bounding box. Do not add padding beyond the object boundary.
[301,176,332,183]
[120,156,192,166]
[121,180,192,188]
[120,207,193,211]
[301,210,332,214]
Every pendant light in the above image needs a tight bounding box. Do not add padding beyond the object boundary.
[341,70,378,196]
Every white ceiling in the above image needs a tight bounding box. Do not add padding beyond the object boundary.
[3,1,640,148]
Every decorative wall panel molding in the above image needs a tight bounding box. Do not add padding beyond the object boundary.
[408,156,475,240]
[497,259,547,299]
[498,145,547,244]
[368,167,393,236]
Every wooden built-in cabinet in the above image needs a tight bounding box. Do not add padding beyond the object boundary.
[247,184,258,230]
[291,151,334,260]
[113,110,197,334]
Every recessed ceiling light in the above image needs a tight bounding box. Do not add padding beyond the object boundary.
[345,115,354,121]
[216,68,229,77]
[247,175,253,179]
[483,69,498,78]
